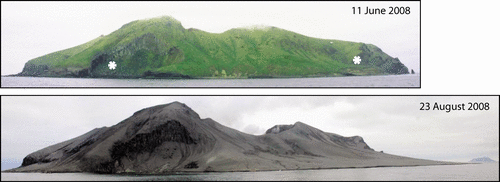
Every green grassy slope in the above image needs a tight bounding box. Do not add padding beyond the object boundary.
[18,16,409,78]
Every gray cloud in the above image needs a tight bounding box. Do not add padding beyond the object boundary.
[242,124,265,136]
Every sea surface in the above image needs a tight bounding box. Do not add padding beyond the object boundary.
[1,74,419,87]
[1,163,498,181]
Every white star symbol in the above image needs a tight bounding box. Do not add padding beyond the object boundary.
[353,56,361,64]
[108,61,117,70]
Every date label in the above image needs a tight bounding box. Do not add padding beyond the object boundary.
[353,6,411,15]
[420,102,490,113]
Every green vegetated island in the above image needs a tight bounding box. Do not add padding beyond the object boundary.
[4,102,461,174]
[16,16,409,79]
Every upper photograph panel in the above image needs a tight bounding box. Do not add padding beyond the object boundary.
[1,1,420,88]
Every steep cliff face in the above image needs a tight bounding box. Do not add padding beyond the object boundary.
[88,33,175,78]
[16,16,409,79]
[6,102,452,174]
[358,44,409,74]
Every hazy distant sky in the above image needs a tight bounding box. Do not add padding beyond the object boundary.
[2,96,498,170]
[1,1,420,75]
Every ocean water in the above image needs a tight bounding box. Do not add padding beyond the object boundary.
[1,74,419,87]
[1,163,498,181]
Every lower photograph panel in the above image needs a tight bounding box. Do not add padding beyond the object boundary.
[1,96,498,180]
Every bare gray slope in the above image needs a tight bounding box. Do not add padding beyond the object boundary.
[5,102,458,174]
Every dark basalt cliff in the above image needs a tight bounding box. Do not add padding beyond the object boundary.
[16,16,409,79]
[5,102,454,174]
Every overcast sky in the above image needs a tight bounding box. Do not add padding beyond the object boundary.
[2,96,498,170]
[1,1,420,75]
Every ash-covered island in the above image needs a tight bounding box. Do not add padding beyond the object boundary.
[4,102,458,174]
